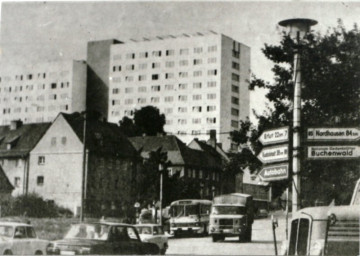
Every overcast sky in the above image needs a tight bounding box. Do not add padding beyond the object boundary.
[1,1,359,121]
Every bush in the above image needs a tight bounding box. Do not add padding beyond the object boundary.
[1,193,72,218]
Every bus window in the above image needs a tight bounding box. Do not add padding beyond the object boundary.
[201,205,211,215]
[297,219,309,255]
[289,219,298,255]
[185,204,199,216]
[288,218,310,255]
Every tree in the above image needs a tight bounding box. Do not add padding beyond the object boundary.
[231,21,360,205]
[119,106,166,137]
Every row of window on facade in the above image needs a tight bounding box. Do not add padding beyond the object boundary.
[111,59,240,73]
[112,45,218,61]
[163,118,239,128]
[1,116,54,125]
[111,95,239,107]
[0,71,70,83]
[168,167,220,181]
[112,58,217,72]
[1,93,69,104]
[111,81,222,94]
[111,69,219,83]
[0,82,70,93]
[111,93,221,106]
[12,176,44,188]
[187,168,221,181]
[162,117,218,126]
[2,104,69,115]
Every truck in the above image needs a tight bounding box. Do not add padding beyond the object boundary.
[209,193,254,242]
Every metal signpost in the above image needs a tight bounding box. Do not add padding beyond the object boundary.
[257,127,290,242]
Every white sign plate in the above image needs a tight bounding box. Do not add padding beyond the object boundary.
[259,127,289,145]
[308,145,360,159]
[257,144,289,164]
[259,164,289,182]
[307,128,360,141]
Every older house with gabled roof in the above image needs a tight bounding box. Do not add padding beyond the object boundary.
[0,120,50,196]
[129,135,224,199]
[28,112,139,217]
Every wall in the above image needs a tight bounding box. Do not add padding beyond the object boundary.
[0,158,26,196]
[71,60,87,114]
[219,35,250,151]
[108,33,225,145]
[29,114,83,212]
[0,60,87,124]
[87,39,122,120]
[86,153,136,217]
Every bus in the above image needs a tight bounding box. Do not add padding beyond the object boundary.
[281,179,360,255]
[169,199,212,236]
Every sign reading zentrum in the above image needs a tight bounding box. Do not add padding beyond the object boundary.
[307,127,360,141]
[308,145,360,159]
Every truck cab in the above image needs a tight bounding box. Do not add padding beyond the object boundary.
[209,193,254,242]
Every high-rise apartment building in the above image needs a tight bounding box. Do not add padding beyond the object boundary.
[0,60,87,125]
[101,32,250,151]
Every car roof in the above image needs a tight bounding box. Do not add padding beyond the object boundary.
[0,221,31,227]
[135,224,160,227]
[70,222,135,227]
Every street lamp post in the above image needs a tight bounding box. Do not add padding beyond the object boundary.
[159,163,164,225]
[279,18,317,212]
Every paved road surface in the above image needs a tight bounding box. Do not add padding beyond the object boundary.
[167,212,289,255]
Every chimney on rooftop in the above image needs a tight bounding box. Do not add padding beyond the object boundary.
[10,120,23,131]
[208,129,217,149]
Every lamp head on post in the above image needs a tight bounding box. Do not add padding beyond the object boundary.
[279,18,318,44]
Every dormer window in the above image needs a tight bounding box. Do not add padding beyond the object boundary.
[5,136,20,150]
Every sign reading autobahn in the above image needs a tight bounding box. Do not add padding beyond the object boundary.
[308,145,360,159]
[257,144,289,164]
[307,127,360,141]
[258,127,289,145]
[258,164,289,182]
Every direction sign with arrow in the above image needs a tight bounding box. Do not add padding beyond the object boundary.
[307,127,360,141]
[257,144,289,164]
[258,164,289,182]
[258,127,289,145]
[308,145,360,159]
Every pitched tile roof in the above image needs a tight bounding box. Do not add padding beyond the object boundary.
[189,139,230,162]
[0,122,50,158]
[129,135,222,169]
[0,165,14,193]
[61,113,137,158]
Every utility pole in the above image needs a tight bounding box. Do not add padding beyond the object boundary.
[159,163,164,225]
[80,112,87,222]
[279,18,318,212]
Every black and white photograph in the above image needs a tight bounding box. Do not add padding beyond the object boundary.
[0,1,359,255]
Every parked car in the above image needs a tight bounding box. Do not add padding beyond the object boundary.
[135,224,168,254]
[46,222,160,255]
[256,209,269,218]
[0,221,49,255]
